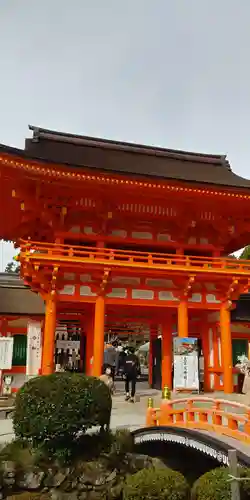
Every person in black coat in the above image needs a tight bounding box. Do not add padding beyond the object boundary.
[123,346,141,403]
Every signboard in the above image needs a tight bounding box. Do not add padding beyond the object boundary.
[133,429,229,465]
[56,340,80,350]
[0,337,14,369]
[26,321,42,377]
[173,337,199,391]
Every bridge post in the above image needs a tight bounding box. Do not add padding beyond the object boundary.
[220,303,233,393]
[146,397,155,426]
[228,449,240,500]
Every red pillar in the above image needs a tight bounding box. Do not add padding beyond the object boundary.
[161,319,173,390]
[201,317,210,392]
[213,325,220,391]
[41,295,57,375]
[92,296,105,377]
[178,300,188,338]
[220,303,233,394]
[85,308,94,376]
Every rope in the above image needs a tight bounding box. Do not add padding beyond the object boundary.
[227,474,250,483]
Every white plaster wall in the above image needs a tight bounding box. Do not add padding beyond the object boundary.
[12,373,26,390]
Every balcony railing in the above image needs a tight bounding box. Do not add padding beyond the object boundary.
[19,239,250,276]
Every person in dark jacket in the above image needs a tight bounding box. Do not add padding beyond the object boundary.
[124,347,141,403]
[117,347,127,377]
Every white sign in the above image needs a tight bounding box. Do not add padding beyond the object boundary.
[134,431,229,465]
[0,338,14,369]
[173,354,199,390]
[56,340,80,350]
[26,321,42,376]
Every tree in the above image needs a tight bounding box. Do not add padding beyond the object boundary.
[5,261,20,274]
[239,245,250,260]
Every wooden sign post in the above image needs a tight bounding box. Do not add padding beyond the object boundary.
[228,449,240,500]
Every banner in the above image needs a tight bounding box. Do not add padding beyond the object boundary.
[26,321,42,376]
[173,338,199,391]
[56,340,80,350]
[0,337,14,370]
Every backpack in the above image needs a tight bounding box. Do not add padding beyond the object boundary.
[124,354,139,375]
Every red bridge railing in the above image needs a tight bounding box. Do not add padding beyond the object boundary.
[146,396,250,444]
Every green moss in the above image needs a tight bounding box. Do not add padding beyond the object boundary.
[123,466,189,499]
[191,467,250,500]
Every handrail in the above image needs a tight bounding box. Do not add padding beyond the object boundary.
[18,238,246,263]
[146,397,250,444]
[18,239,250,275]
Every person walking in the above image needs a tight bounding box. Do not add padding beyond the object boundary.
[99,366,115,394]
[124,346,141,403]
[117,346,127,378]
[103,342,117,380]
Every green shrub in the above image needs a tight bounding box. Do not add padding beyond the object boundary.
[123,467,189,499]
[7,494,50,500]
[191,467,250,500]
[110,429,134,457]
[191,468,230,500]
[13,373,112,447]
[0,439,35,469]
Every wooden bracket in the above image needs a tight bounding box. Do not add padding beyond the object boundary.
[100,268,110,294]
[183,275,196,297]
[51,266,59,294]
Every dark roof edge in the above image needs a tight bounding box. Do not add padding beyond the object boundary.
[0,273,28,289]
[28,124,228,167]
[2,141,250,190]
[0,311,43,317]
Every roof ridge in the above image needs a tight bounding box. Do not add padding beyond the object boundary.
[29,125,227,166]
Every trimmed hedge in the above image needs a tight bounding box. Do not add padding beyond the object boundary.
[123,466,189,499]
[7,495,50,500]
[191,466,250,500]
[13,373,112,446]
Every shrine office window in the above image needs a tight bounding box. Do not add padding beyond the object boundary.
[12,335,27,366]
[232,339,248,367]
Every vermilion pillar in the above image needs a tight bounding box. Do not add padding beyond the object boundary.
[161,320,173,390]
[220,303,233,393]
[213,326,220,390]
[41,295,57,375]
[201,319,210,392]
[85,311,94,376]
[178,300,188,338]
[92,296,105,377]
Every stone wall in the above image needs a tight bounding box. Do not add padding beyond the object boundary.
[0,453,164,500]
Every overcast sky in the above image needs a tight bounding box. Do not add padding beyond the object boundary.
[1,0,250,269]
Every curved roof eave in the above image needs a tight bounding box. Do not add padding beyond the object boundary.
[1,135,250,190]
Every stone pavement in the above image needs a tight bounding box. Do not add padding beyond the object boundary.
[0,381,248,448]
